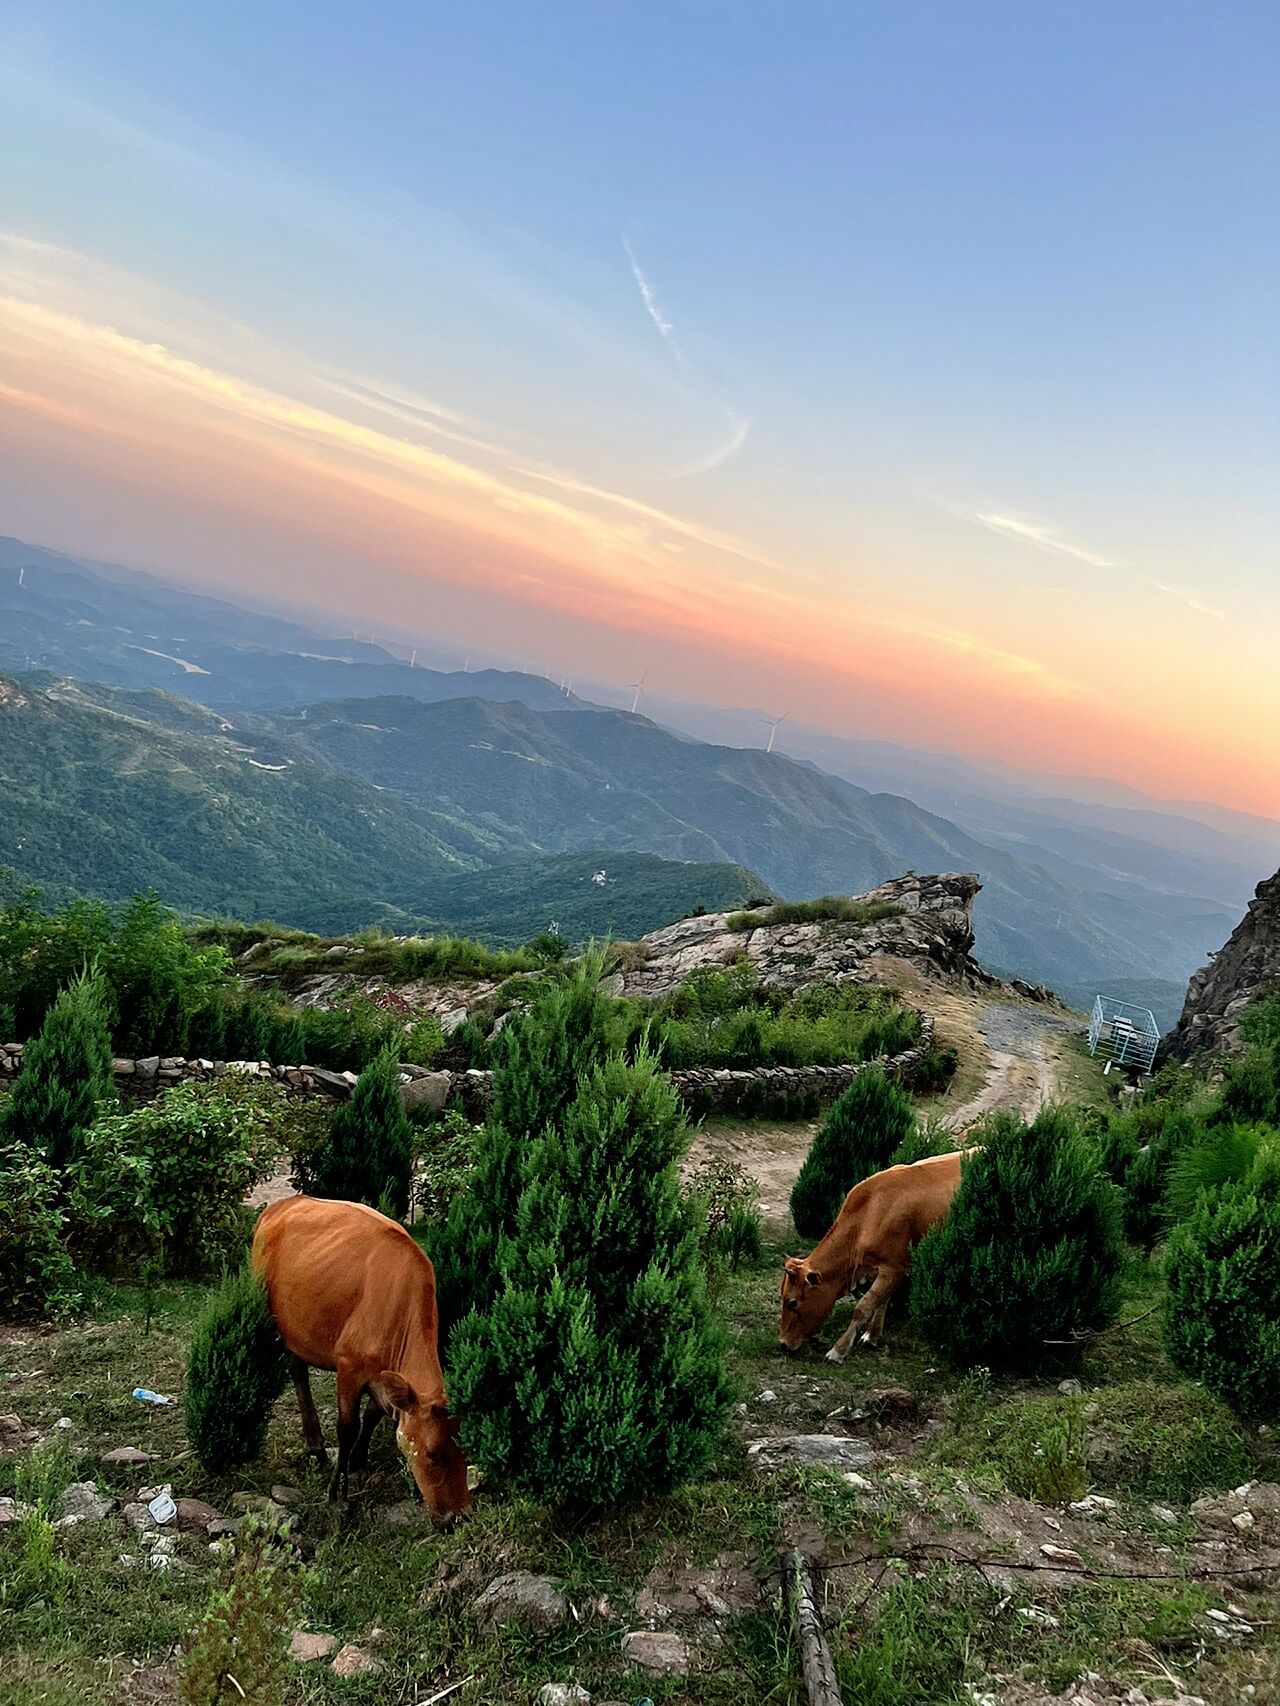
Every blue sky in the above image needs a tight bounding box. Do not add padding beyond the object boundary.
[1,2,1276,807]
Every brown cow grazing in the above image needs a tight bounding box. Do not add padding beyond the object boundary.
[252,1195,469,1524]
[778,1150,964,1360]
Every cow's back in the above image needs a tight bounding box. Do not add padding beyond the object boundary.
[829,1150,964,1268]
[253,1196,436,1374]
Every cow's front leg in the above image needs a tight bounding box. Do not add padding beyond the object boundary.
[329,1364,365,1501]
[348,1393,385,1473]
[825,1266,902,1362]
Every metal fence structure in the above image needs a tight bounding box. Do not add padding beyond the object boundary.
[1088,995,1160,1074]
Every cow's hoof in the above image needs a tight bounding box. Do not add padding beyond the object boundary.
[825,1347,846,1364]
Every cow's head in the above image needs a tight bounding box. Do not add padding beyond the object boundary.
[778,1255,844,1351]
[375,1372,470,1525]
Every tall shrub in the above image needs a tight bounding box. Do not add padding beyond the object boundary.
[910,1107,1125,1368]
[448,1049,730,1508]
[1164,1144,1280,1420]
[310,1047,414,1218]
[0,1144,79,1317]
[433,953,614,1327]
[790,1064,915,1240]
[3,971,114,1171]
[185,1267,289,1476]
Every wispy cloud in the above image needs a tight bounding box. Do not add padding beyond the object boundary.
[621,234,687,366]
[972,511,1116,568]
[1152,581,1227,622]
[674,410,753,478]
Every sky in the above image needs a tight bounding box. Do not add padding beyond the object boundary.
[0,2,1277,814]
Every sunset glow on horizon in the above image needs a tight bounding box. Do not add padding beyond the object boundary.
[2,6,1277,816]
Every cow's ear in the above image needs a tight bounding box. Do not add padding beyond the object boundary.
[376,1370,419,1413]
[804,1268,823,1288]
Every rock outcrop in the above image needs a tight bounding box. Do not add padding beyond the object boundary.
[1164,868,1280,1059]
[619,872,990,1001]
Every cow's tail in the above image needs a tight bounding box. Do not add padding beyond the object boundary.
[185,1265,289,1476]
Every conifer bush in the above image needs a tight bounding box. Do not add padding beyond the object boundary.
[1164,1143,1280,1420]
[3,971,115,1172]
[910,1106,1125,1369]
[432,952,615,1328]
[789,1064,915,1240]
[447,1048,731,1509]
[185,1267,289,1476]
[310,1046,414,1218]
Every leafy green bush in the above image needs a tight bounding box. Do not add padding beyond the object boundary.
[0,1143,79,1317]
[1165,1120,1268,1224]
[2,971,115,1171]
[1164,1142,1280,1420]
[412,1107,481,1224]
[1211,1045,1279,1127]
[911,1043,960,1095]
[448,1049,730,1509]
[790,1065,915,1240]
[910,1107,1125,1369]
[685,1156,764,1273]
[180,1506,301,1706]
[70,1078,283,1275]
[889,1118,954,1168]
[185,1267,289,1477]
[309,1047,414,1218]
[1098,1102,1201,1248]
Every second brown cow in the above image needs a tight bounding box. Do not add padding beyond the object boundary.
[778,1150,964,1359]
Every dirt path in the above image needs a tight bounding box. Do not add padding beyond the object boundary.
[944,997,1080,1130]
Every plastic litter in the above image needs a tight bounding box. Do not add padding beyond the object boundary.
[147,1491,177,1525]
[132,1388,173,1406]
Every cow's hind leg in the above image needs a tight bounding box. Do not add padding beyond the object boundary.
[328,1364,365,1501]
[291,1357,325,1458]
[348,1394,385,1473]
[826,1267,903,1363]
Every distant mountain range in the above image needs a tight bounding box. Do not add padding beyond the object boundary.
[2,532,1270,1026]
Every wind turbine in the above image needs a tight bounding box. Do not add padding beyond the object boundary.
[762,712,788,754]
[627,669,650,715]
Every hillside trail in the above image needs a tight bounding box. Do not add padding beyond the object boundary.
[685,975,1085,1235]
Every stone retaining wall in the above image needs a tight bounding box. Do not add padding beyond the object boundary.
[0,1011,934,1116]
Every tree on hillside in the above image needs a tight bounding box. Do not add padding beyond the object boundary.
[311,1047,414,1219]
[448,1047,730,1509]
[1164,1142,1280,1420]
[432,951,615,1329]
[789,1065,915,1240]
[910,1106,1125,1369]
[3,970,115,1171]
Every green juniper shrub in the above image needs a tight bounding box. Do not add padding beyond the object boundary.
[889,1117,955,1168]
[1240,993,1280,1051]
[69,1077,284,1276]
[1210,1045,1279,1128]
[685,1156,764,1274]
[447,1047,731,1509]
[310,1046,414,1219]
[432,952,616,1331]
[180,1506,302,1706]
[790,1064,915,1240]
[2,970,115,1171]
[1099,1103,1202,1249]
[1164,1141,1280,1421]
[0,1142,79,1317]
[185,1267,290,1477]
[1164,1121,1269,1224]
[911,1043,960,1095]
[910,1105,1125,1369]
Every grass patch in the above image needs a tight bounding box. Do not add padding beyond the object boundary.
[726,897,901,932]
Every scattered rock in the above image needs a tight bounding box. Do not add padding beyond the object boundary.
[1057,1378,1083,1396]
[868,1385,917,1419]
[1068,1494,1119,1520]
[470,1571,569,1632]
[0,1497,34,1523]
[1149,1504,1178,1525]
[122,1501,160,1531]
[748,1434,878,1469]
[380,1500,431,1527]
[0,1414,23,1434]
[230,1491,276,1514]
[621,1629,690,1675]
[207,1519,241,1540]
[537,1687,591,1706]
[102,1446,155,1467]
[289,1631,339,1664]
[757,1389,778,1405]
[54,1416,74,1430]
[175,1497,221,1532]
[270,1484,301,1506]
[1039,1544,1085,1567]
[56,1481,115,1526]
[330,1644,382,1678]
[400,1071,452,1115]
